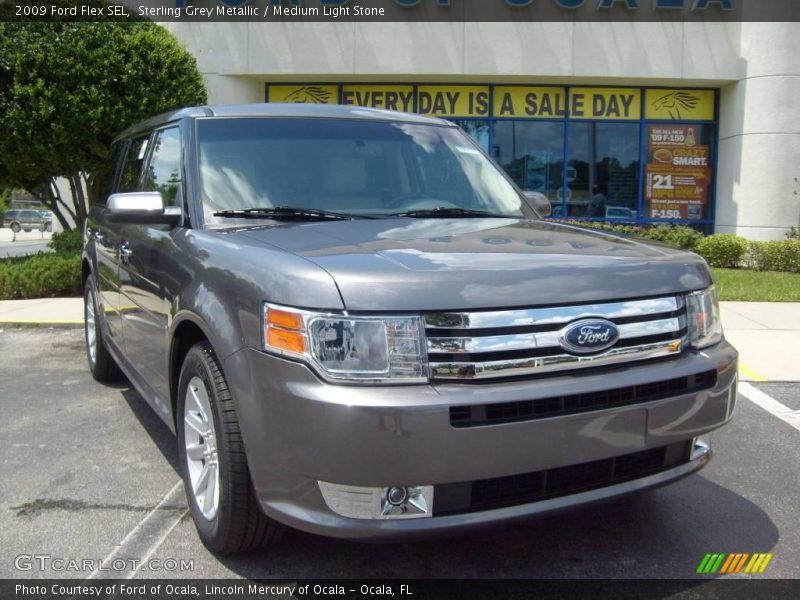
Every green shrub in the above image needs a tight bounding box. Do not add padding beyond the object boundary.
[558,221,704,251]
[786,226,800,240]
[695,234,748,268]
[747,241,769,271]
[48,229,83,255]
[746,240,800,273]
[0,253,82,300]
[763,240,800,273]
[640,225,704,251]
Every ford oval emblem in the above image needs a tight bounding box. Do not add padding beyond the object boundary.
[559,319,620,355]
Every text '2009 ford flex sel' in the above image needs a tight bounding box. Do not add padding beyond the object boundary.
[83,104,737,554]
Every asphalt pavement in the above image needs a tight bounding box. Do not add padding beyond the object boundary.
[0,328,798,580]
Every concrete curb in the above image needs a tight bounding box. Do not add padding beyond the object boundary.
[0,320,84,328]
[0,297,84,327]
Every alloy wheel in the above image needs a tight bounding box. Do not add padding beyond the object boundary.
[183,376,220,520]
[85,288,97,367]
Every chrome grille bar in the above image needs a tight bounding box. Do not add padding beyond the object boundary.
[425,296,686,381]
[429,339,684,380]
[425,296,682,330]
[428,316,685,354]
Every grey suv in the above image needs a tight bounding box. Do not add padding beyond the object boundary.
[83,104,737,554]
[3,208,52,233]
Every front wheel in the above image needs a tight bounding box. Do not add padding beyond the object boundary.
[177,343,283,554]
[84,277,122,382]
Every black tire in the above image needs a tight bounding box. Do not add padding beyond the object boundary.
[177,342,283,554]
[44,222,52,233]
[23,228,31,233]
[10,222,20,233]
[84,276,122,382]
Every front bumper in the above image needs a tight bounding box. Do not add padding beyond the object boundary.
[223,341,737,540]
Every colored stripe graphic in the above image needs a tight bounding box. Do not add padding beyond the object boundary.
[733,553,750,573]
[696,554,713,573]
[720,553,750,574]
[698,553,773,575]
[697,553,726,574]
[745,553,774,574]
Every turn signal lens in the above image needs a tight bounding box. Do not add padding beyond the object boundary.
[267,308,304,330]
[264,306,307,355]
[267,328,306,354]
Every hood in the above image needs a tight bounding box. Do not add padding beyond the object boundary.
[219,218,711,311]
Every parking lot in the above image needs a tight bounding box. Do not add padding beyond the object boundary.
[0,230,53,259]
[0,327,798,580]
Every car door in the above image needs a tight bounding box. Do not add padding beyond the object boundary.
[91,135,150,347]
[118,125,183,407]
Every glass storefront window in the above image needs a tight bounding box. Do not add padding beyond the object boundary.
[491,121,565,210]
[566,122,641,220]
[452,120,491,153]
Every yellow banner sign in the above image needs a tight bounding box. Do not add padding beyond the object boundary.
[267,84,338,105]
[268,84,716,122]
[493,87,568,119]
[417,85,490,118]
[569,88,641,120]
[341,85,415,112]
[646,89,715,121]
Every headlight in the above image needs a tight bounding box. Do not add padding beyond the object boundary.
[686,286,723,349]
[263,303,427,384]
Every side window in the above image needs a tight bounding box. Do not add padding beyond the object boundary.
[100,141,127,202]
[118,134,151,193]
[143,127,181,205]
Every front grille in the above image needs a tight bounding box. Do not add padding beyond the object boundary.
[449,370,717,428]
[433,442,691,516]
[426,295,688,381]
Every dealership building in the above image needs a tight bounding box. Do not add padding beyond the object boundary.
[164,15,798,239]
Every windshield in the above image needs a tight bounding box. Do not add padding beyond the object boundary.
[196,118,528,225]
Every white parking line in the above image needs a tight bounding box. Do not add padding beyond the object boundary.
[87,481,188,580]
[739,382,800,433]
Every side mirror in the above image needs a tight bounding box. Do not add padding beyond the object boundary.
[106,192,182,225]
[523,191,552,218]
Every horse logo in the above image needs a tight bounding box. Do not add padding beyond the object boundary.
[651,91,701,119]
[281,86,334,104]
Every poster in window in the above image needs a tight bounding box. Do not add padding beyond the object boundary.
[645,125,710,221]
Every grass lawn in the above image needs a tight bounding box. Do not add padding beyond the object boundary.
[713,268,800,302]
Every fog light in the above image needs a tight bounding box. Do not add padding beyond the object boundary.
[381,485,430,517]
[691,436,712,461]
[387,486,409,506]
[318,481,434,520]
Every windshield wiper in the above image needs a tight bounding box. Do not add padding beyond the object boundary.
[213,206,354,221]
[389,207,517,219]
